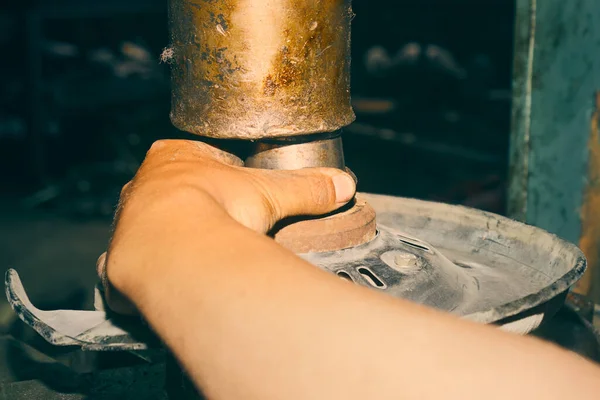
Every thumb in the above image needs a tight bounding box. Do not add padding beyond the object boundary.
[258,167,357,219]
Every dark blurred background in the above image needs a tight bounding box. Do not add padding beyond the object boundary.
[0,0,514,213]
[8,1,593,398]
[0,0,515,313]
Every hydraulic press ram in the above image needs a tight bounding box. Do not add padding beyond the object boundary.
[5,0,586,398]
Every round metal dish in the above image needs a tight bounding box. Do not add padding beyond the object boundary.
[302,193,586,334]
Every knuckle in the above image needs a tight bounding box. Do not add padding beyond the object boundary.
[96,252,107,278]
[246,172,284,219]
[259,190,280,219]
[148,139,168,153]
[146,139,195,158]
[120,182,132,197]
[197,143,244,166]
[309,176,335,207]
[254,177,281,214]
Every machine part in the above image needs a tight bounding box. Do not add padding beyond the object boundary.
[169,0,355,139]
[244,130,373,253]
[509,0,600,301]
[5,193,585,351]
[240,131,373,252]
[305,194,584,324]
[169,0,364,253]
[245,131,345,170]
[273,195,376,253]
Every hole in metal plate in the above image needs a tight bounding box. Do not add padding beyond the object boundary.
[337,271,354,282]
[357,267,386,288]
[399,238,430,252]
[455,262,473,269]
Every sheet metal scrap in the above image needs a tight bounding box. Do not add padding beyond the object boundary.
[5,270,158,351]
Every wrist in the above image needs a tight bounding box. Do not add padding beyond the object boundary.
[107,186,232,305]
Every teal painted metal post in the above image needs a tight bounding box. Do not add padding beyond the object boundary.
[509,0,600,298]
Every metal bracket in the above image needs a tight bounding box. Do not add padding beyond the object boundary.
[5,269,157,351]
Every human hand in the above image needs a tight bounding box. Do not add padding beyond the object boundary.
[96,139,356,314]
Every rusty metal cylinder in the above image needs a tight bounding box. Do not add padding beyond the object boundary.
[168,0,355,139]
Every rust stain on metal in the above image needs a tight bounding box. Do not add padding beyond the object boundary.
[169,0,355,139]
[575,91,600,299]
[272,196,377,253]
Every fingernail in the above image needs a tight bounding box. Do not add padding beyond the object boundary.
[332,173,356,203]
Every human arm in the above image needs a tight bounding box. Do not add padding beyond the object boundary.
[100,139,600,400]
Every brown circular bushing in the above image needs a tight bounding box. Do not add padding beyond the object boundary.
[272,196,377,253]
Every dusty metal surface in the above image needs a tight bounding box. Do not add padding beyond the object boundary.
[245,131,345,169]
[577,92,600,299]
[5,193,586,351]
[508,0,600,301]
[507,0,535,222]
[273,196,376,253]
[169,0,355,139]
[306,194,585,327]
